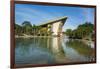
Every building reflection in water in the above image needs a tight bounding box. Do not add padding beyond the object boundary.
[15,37,95,65]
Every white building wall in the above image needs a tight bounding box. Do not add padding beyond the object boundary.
[52,21,62,36]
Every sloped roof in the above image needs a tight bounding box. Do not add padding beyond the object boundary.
[38,16,67,26]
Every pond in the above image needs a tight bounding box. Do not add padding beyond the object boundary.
[15,37,95,66]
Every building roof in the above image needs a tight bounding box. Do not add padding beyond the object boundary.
[38,16,67,26]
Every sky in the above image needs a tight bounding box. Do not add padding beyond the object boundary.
[15,4,95,31]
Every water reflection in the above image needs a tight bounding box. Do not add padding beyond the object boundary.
[15,37,95,66]
[62,39,95,62]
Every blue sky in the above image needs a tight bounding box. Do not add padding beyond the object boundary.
[15,4,95,31]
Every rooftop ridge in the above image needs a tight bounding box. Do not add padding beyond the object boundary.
[38,16,67,26]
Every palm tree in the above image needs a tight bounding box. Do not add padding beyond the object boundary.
[32,24,37,36]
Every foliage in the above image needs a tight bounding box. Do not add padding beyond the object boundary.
[22,21,32,35]
[15,24,22,35]
[15,21,51,36]
[66,22,94,39]
[66,29,73,38]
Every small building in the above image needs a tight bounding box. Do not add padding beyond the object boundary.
[37,16,67,36]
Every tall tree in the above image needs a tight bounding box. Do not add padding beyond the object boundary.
[32,24,37,36]
[22,21,32,35]
[15,24,22,35]
[66,29,72,38]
